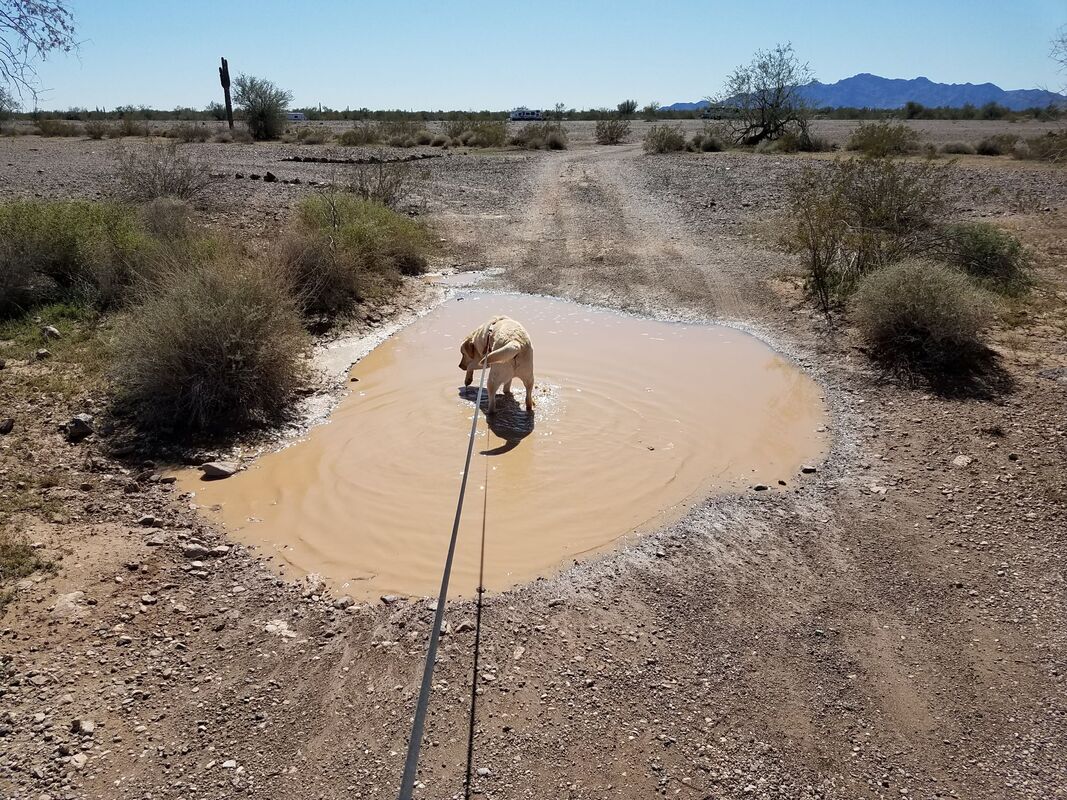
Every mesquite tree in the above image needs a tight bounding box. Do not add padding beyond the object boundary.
[0,0,76,99]
[233,74,293,140]
[717,43,813,146]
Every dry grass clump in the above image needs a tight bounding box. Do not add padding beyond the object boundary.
[974,134,1018,156]
[595,118,631,145]
[0,200,150,315]
[854,259,994,376]
[35,118,82,137]
[509,122,567,150]
[277,193,433,319]
[642,124,686,154]
[289,126,330,144]
[84,119,111,140]
[113,116,150,138]
[213,127,254,144]
[114,142,221,204]
[349,160,422,208]
[338,122,381,146]
[941,222,1032,295]
[846,121,920,157]
[1,527,54,611]
[165,122,212,143]
[1013,131,1067,163]
[138,198,195,242]
[688,128,726,152]
[941,141,975,155]
[113,252,308,435]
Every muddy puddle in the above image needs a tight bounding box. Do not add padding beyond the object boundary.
[178,293,828,599]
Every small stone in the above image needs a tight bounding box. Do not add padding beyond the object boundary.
[42,325,61,339]
[333,595,354,610]
[222,759,237,769]
[35,348,51,360]
[547,598,564,607]
[138,514,159,527]
[752,484,769,491]
[69,752,88,770]
[380,594,398,605]
[263,171,277,183]
[140,594,157,605]
[50,591,89,622]
[0,418,13,435]
[71,718,95,737]
[800,465,817,474]
[951,455,973,468]
[200,461,239,480]
[183,544,209,558]
[477,767,491,777]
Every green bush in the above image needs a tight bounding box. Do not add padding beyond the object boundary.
[233,74,293,141]
[114,142,221,203]
[942,222,1032,294]
[642,124,686,154]
[279,193,433,318]
[941,141,975,155]
[338,122,381,146]
[508,122,567,150]
[167,122,211,143]
[975,134,1018,156]
[0,200,150,315]
[846,121,920,157]
[289,125,329,144]
[114,255,308,435]
[853,259,993,375]
[595,118,631,145]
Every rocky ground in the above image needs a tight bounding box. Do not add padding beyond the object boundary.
[1,122,1066,799]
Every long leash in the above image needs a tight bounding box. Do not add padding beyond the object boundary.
[398,350,491,800]
[463,428,491,798]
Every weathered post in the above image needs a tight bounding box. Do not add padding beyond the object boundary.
[219,57,234,129]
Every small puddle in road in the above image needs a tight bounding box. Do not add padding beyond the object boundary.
[178,293,828,600]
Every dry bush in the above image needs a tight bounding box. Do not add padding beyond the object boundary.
[114,142,221,204]
[466,120,507,147]
[430,133,448,147]
[846,121,920,157]
[415,130,433,145]
[84,119,110,140]
[941,222,1032,294]
[595,118,631,145]
[291,126,330,144]
[167,122,212,143]
[113,254,308,435]
[213,127,254,144]
[643,124,686,154]
[975,134,1018,156]
[1014,131,1067,163]
[349,160,422,208]
[338,122,381,146]
[35,118,82,137]
[442,119,469,139]
[941,141,975,155]
[783,158,950,311]
[138,198,194,242]
[113,116,149,138]
[853,259,993,376]
[509,122,567,150]
[0,200,150,315]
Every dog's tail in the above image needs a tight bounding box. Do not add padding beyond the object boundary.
[483,341,521,365]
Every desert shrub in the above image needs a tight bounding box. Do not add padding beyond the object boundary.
[941,141,975,155]
[349,160,422,209]
[1015,131,1067,163]
[291,126,329,144]
[941,222,1032,294]
[114,255,307,434]
[0,200,150,315]
[338,122,380,146]
[233,74,293,141]
[379,119,420,141]
[975,134,1018,156]
[466,120,507,147]
[114,142,221,204]
[113,116,149,138]
[415,130,433,146]
[643,124,686,154]
[168,122,211,143]
[430,134,448,147]
[84,119,110,140]
[213,127,254,144]
[846,121,920,157]
[853,259,993,375]
[756,129,832,153]
[35,118,82,137]
[508,122,567,150]
[783,158,950,311]
[138,198,194,242]
[595,118,631,145]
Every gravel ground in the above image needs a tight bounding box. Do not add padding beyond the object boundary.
[1,128,1066,800]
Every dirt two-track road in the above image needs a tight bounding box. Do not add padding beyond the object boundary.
[1,126,1066,800]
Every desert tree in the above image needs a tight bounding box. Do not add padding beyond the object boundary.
[551,101,566,122]
[715,42,813,146]
[0,0,76,100]
[617,99,638,117]
[1053,24,1067,89]
[233,74,293,140]
[0,82,16,117]
[642,101,661,120]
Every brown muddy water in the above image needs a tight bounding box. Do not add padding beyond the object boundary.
[179,293,828,600]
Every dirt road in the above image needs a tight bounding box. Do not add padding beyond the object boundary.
[2,135,1065,800]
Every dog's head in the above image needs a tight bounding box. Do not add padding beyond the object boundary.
[458,338,479,371]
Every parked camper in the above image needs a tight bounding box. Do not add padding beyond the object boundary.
[286,112,307,121]
[509,107,543,122]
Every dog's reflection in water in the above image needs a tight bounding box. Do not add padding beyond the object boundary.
[458,386,535,455]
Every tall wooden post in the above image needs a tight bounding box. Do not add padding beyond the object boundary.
[219,57,234,129]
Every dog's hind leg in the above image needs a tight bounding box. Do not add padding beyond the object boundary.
[503,378,514,397]
[522,375,535,411]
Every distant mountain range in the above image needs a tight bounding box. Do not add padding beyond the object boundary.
[663,73,1066,112]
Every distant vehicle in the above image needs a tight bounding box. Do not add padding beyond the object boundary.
[286,112,307,121]
[509,107,543,122]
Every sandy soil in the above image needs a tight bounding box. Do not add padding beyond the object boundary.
[1,123,1066,800]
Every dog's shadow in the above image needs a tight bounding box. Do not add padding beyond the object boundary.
[458,386,535,455]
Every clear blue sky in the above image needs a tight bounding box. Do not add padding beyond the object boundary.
[23,0,1067,110]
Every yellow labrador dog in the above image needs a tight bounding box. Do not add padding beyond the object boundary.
[458,315,535,414]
